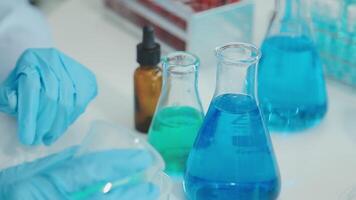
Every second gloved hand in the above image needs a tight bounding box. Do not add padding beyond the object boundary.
[0,48,97,145]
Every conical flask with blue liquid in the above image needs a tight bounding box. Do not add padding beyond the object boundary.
[258,0,328,132]
[184,43,281,200]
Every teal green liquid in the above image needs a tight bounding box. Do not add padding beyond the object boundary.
[148,106,203,176]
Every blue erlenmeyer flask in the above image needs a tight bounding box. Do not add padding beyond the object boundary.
[258,0,328,132]
[184,43,281,200]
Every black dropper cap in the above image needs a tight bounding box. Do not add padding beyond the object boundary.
[137,26,161,66]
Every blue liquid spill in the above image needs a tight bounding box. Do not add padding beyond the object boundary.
[184,94,280,200]
[258,36,328,132]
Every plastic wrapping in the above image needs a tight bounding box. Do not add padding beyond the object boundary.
[0,113,82,171]
[0,120,172,199]
[73,121,170,198]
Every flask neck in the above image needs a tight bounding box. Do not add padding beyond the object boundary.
[214,43,260,99]
[160,52,202,109]
[214,60,258,99]
[164,68,197,95]
[268,0,310,37]
[278,0,302,20]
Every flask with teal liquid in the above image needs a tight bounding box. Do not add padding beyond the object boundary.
[148,52,204,176]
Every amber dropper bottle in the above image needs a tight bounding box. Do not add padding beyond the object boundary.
[134,26,162,133]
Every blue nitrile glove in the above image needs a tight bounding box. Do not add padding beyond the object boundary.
[0,48,98,146]
[0,148,159,200]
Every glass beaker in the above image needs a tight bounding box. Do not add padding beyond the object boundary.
[148,52,204,176]
[258,0,328,132]
[184,43,281,200]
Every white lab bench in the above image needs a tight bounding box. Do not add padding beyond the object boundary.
[47,0,356,199]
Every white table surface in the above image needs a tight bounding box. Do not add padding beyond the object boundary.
[47,0,356,199]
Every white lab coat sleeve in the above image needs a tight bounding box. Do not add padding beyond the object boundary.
[0,2,53,83]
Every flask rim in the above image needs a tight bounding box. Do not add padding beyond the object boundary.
[162,51,200,68]
[215,42,261,65]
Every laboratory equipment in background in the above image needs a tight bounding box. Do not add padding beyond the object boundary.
[134,26,162,133]
[184,43,280,200]
[148,52,204,176]
[258,0,328,132]
[311,0,356,87]
[104,0,253,68]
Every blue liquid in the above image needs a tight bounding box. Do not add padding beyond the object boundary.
[184,94,280,200]
[258,36,327,131]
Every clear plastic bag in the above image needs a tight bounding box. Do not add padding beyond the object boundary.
[0,120,172,200]
[74,121,172,199]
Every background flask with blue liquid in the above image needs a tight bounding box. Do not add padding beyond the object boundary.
[258,0,328,132]
[184,43,281,200]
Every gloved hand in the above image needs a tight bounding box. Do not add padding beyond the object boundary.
[0,48,98,146]
[0,148,159,200]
